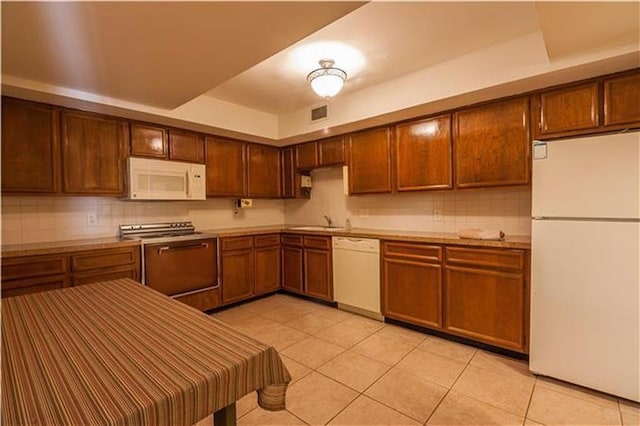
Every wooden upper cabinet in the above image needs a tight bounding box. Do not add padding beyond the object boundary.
[205,137,246,197]
[318,137,345,166]
[1,98,60,193]
[347,127,392,195]
[454,97,530,189]
[394,115,452,192]
[281,147,296,198]
[604,71,640,128]
[130,123,167,158]
[295,142,318,170]
[168,129,205,163]
[534,82,600,138]
[61,111,127,195]
[247,144,281,198]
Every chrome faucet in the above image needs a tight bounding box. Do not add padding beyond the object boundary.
[323,214,333,227]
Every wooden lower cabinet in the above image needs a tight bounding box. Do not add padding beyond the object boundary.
[381,241,529,353]
[1,252,69,298]
[304,248,332,301]
[255,235,281,295]
[382,242,442,329]
[444,246,528,353]
[281,244,304,293]
[1,246,140,298]
[221,237,255,304]
[281,234,332,301]
[221,234,282,305]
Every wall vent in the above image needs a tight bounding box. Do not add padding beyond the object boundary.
[311,105,328,121]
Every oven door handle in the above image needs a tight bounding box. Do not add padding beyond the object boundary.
[157,242,209,254]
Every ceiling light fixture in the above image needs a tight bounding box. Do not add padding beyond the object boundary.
[307,59,347,99]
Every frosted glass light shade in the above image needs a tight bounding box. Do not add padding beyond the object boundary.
[307,59,347,98]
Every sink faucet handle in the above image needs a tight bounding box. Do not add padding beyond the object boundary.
[322,214,332,227]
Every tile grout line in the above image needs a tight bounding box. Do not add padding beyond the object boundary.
[523,378,538,425]
[422,347,478,425]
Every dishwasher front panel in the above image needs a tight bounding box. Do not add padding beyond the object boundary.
[332,237,381,318]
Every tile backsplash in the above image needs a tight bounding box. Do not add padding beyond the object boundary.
[1,167,532,245]
[285,167,532,236]
[1,196,285,245]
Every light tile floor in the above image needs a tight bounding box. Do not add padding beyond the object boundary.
[196,294,639,426]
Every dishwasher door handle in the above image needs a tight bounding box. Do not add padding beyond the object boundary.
[157,242,209,254]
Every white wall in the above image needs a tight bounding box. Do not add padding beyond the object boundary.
[1,169,531,245]
[285,168,532,236]
[1,196,285,245]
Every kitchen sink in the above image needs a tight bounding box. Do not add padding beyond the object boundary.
[289,226,347,232]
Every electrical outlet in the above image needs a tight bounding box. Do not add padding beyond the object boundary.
[433,209,443,222]
[86,213,97,226]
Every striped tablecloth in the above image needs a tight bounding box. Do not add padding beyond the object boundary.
[2,278,291,425]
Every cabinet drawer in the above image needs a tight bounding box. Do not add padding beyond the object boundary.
[2,274,68,297]
[445,247,524,271]
[304,236,331,250]
[383,241,442,263]
[173,287,221,311]
[2,254,67,280]
[255,234,280,248]
[221,236,254,251]
[71,266,138,286]
[281,234,303,246]
[70,248,137,272]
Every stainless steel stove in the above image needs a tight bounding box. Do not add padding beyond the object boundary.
[120,222,219,309]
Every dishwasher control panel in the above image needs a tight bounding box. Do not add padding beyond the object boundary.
[332,237,379,252]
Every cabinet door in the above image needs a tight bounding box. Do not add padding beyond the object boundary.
[394,115,452,191]
[221,248,254,304]
[2,98,60,193]
[255,245,281,295]
[318,137,345,166]
[604,72,640,128]
[205,137,246,197]
[304,248,332,301]
[454,97,530,188]
[347,127,392,194]
[382,257,442,329]
[247,144,281,198]
[295,142,318,170]
[2,275,68,298]
[169,129,205,163]
[130,123,167,158]
[61,111,127,195]
[534,82,600,138]
[281,147,296,198]
[444,265,526,352]
[282,246,303,293]
[70,247,140,285]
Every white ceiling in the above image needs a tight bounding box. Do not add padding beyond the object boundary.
[1,1,364,109]
[2,1,639,119]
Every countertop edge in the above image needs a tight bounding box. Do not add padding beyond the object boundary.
[2,226,531,257]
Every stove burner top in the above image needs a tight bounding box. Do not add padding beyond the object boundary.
[119,222,197,240]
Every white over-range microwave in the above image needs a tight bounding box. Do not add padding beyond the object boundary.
[126,157,206,200]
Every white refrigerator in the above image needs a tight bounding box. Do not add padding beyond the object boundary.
[530,131,640,402]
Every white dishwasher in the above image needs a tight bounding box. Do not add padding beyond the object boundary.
[332,236,382,320]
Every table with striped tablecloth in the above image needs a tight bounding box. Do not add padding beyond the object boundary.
[2,278,291,425]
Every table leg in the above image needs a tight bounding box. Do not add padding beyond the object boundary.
[213,402,236,426]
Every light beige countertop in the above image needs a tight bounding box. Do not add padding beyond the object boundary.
[1,226,530,258]
[192,226,531,249]
[1,237,141,258]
